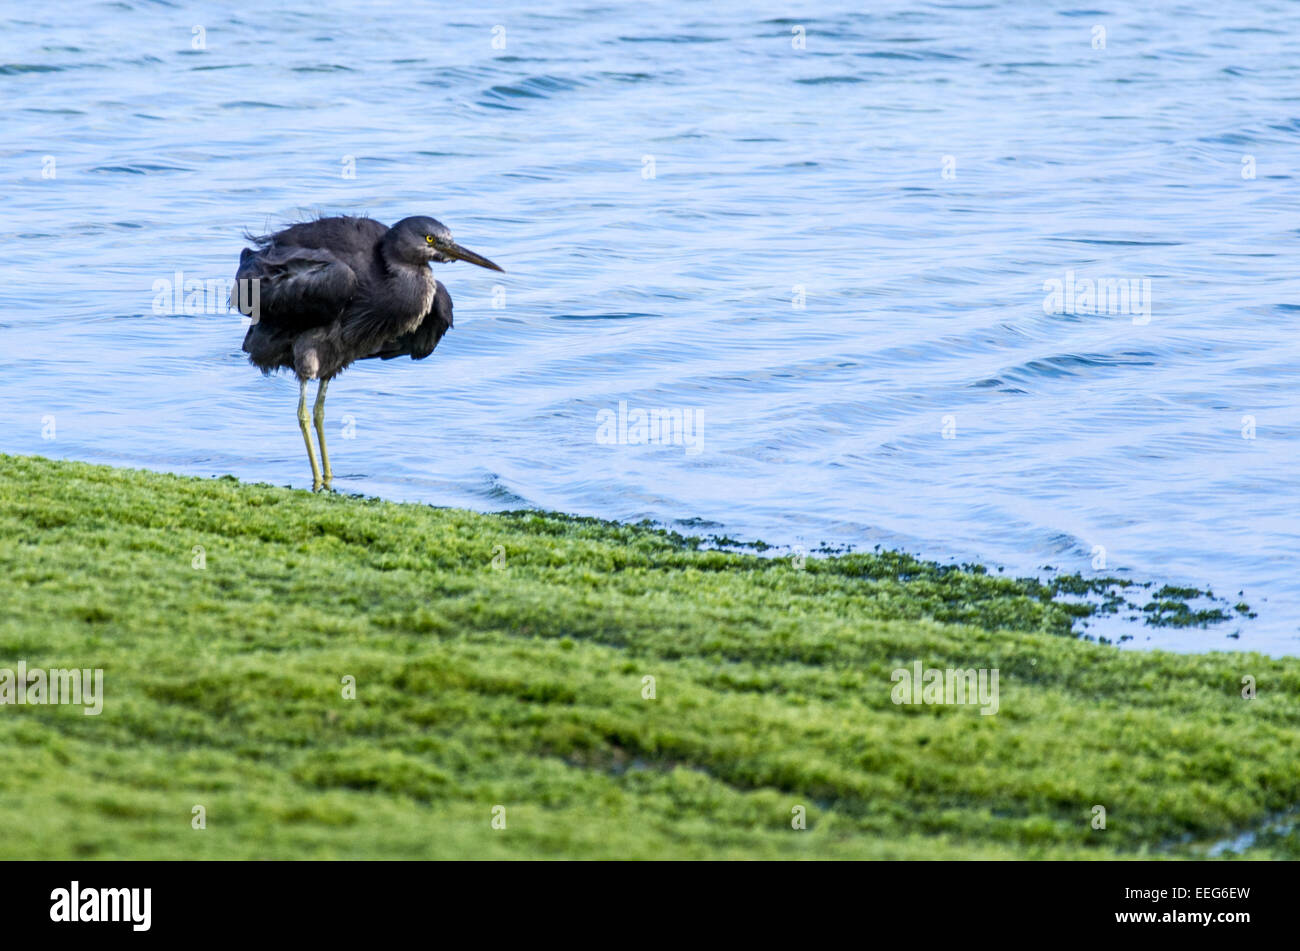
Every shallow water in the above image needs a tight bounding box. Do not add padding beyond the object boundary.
[1,1,1298,653]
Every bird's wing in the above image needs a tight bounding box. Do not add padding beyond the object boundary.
[369,280,454,361]
[231,243,359,332]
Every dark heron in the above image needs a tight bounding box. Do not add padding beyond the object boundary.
[231,215,503,491]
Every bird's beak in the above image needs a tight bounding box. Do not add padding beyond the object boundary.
[442,241,504,272]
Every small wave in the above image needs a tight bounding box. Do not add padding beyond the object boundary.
[795,76,866,85]
[218,100,292,110]
[89,164,190,174]
[616,34,725,44]
[0,63,63,74]
[551,312,657,321]
[1000,351,1159,383]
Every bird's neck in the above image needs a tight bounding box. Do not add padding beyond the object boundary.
[376,253,435,324]
[377,245,436,319]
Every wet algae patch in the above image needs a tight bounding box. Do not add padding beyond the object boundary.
[0,453,1296,858]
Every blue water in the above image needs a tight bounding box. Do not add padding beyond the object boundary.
[2,1,1298,653]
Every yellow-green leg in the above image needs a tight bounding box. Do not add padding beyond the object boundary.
[297,379,323,491]
[313,379,332,490]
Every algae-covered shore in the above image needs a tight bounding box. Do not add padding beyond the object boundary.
[0,453,1296,859]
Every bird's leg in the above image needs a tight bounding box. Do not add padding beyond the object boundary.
[313,379,332,490]
[297,379,323,492]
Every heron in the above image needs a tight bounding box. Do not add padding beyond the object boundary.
[231,215,503,491]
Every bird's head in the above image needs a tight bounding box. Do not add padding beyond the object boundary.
[387,216,504,272]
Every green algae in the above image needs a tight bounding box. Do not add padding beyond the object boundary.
[0,453,1295,859]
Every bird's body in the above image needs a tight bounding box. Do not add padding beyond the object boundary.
[238,215,455,380]
[231,214,503,490]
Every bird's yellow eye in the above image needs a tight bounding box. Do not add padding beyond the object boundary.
[425,234,435,244]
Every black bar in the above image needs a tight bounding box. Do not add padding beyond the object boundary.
[0,860,1283,938]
